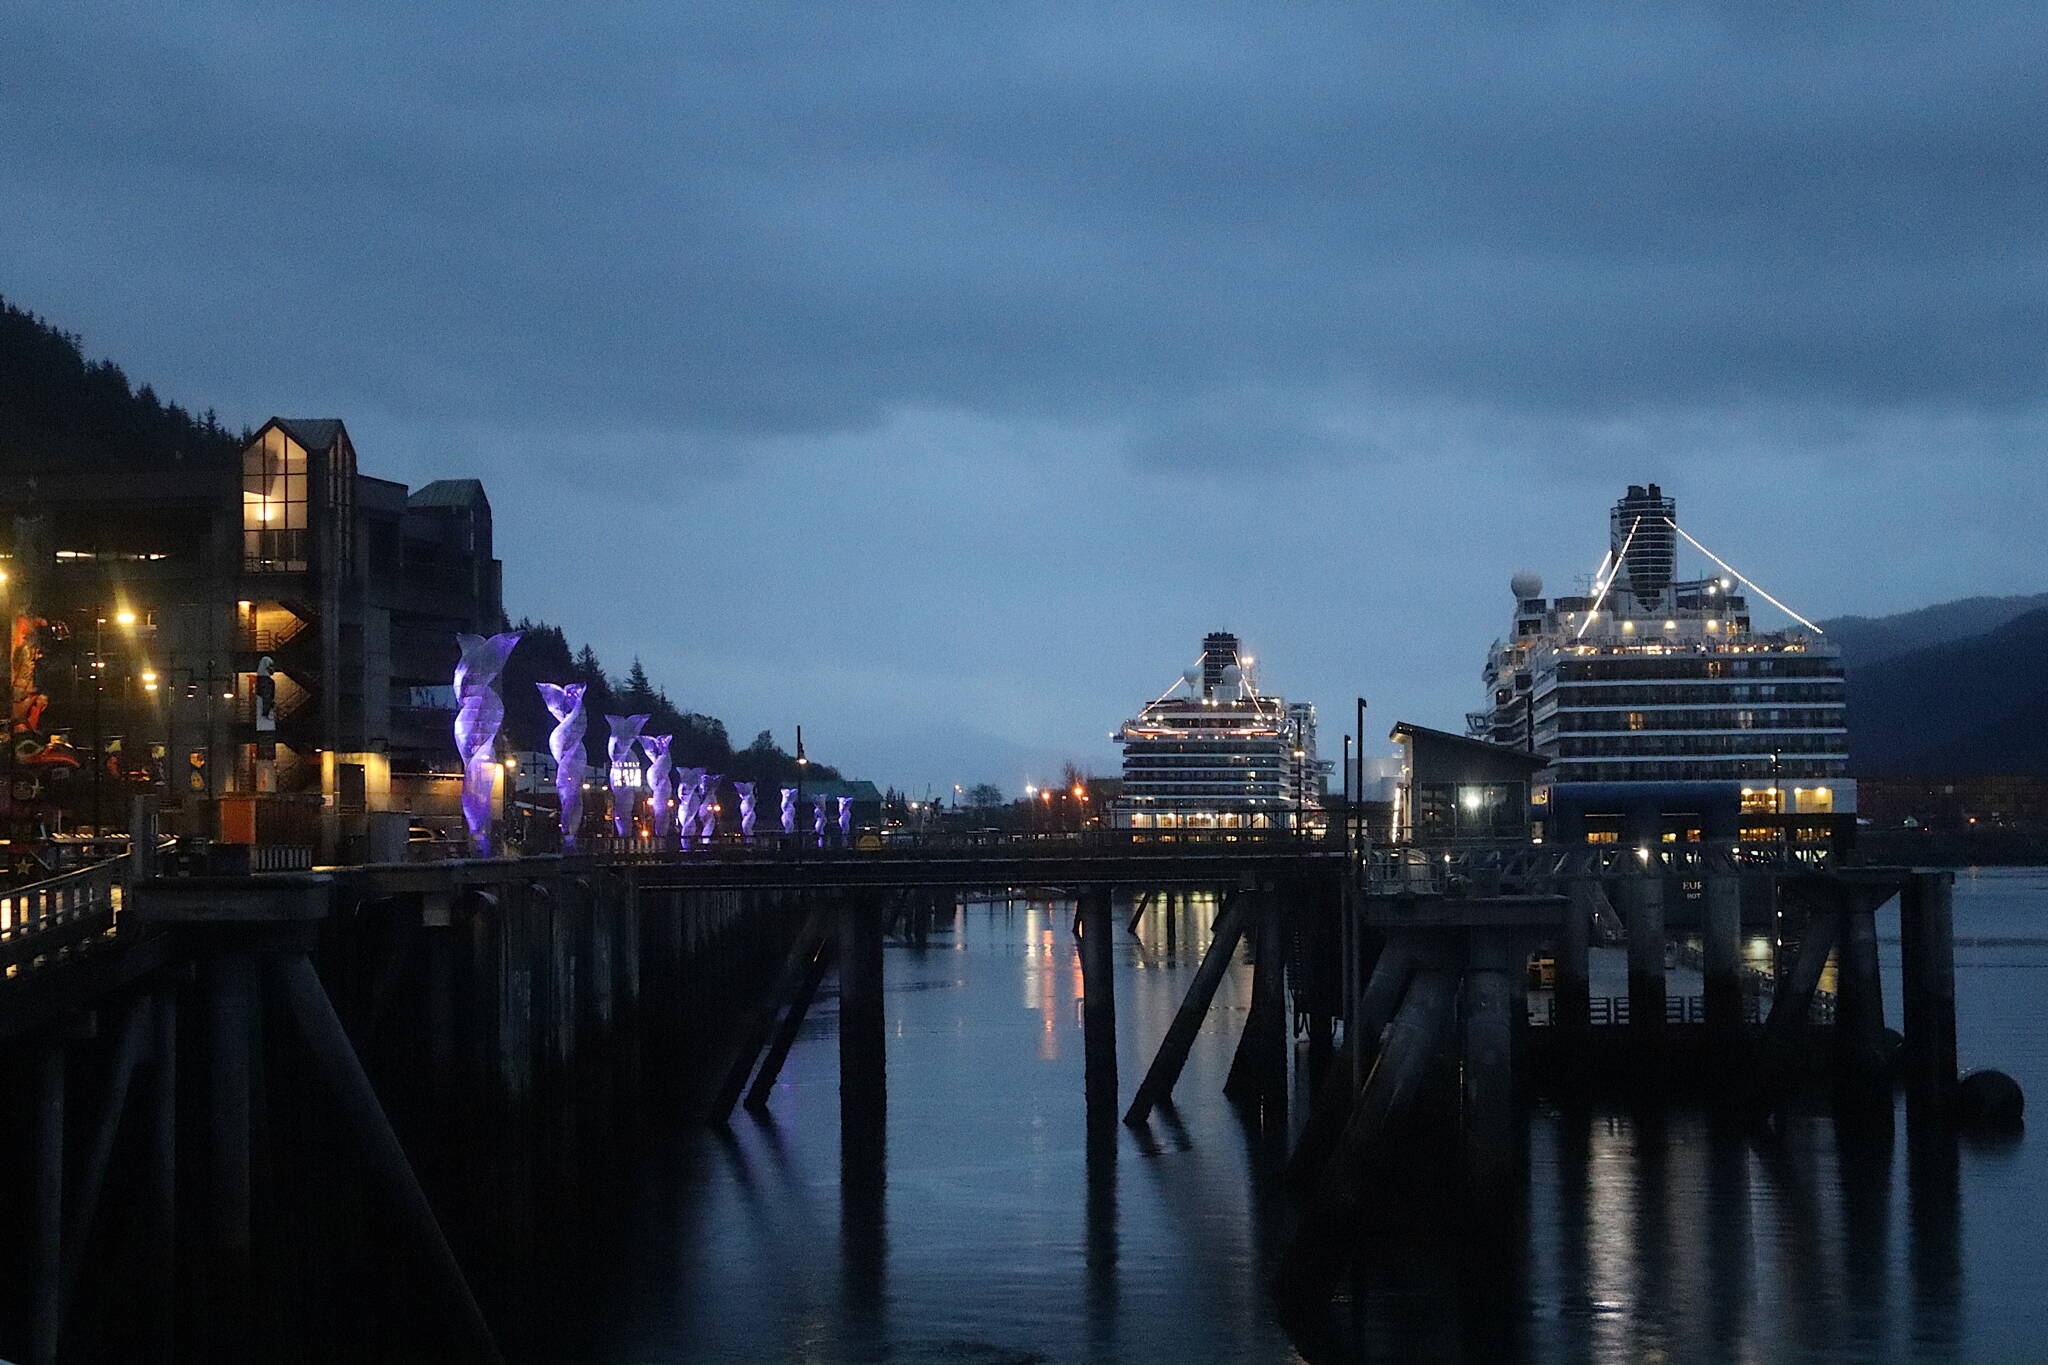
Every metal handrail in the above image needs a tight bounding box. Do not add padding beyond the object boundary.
[0,853,127,971]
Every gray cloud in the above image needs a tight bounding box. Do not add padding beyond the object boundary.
[8,0,2048,450]
[6,1,2048,790]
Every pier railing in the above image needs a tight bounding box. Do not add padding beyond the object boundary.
[0,855,126,975]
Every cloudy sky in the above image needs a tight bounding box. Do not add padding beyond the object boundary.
[5,1,2045,793]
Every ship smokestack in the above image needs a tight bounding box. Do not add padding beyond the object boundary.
[1611,482,1677,613]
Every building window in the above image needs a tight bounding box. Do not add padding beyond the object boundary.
[1626,711,1646,731]
[243,427,308,570]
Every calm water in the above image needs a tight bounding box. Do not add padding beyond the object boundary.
[560,871,2047,1364]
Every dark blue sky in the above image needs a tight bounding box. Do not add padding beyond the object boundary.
[5,2,2045,792]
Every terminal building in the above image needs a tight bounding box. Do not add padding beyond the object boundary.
[1109,631,1326,834]
[2,417,501,858]
[1471,483,1851,847]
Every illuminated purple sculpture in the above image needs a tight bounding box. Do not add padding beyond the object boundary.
[780,786,797,836]
[643,734,675,838]
[735,781,757,840]
[606,713,650,837]
[814,797,831,848]
[698,774,724,841]
[454,631,521,857]
[537,682,588,850]
[674,767,703,844]
[837,796,854,838]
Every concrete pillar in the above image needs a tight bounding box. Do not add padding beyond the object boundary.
[1702,843,1744,1047]
[1900,872,1958,1118]
[1559,876,1593,1034]
[1463,935,1516,1207]
[30,1037,64,1365]
[1835,894,1889,1103]
[1626,852,1667,1043]
[206,952,256,1357]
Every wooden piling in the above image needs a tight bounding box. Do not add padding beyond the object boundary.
[745,931,836,1111]
[1225,891,1288,1108]
[838,893,887,1138]
[1124,893,1248,1124]
[271,953,503,1365]
[1079,889,1118,1136]
[1900,871,1958,1118]
[711,907,826,1120]
[1626,855,1667,1046]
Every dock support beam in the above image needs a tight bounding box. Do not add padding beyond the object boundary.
[1626,854,1667,1046]
[838,894,887,1140]
[272,953,504,1364]
[29,1036,64,1365]
[1078,889,1117,1137]
[1900,871,1958,1119]
[1282,967,1459,1314]
[1835,890,1890,1105]
[1462,937,1516,1207]
[1125,893,1247,1125]
[1557,875,1593,1036]
[1225,889,1287,1110]
[1702,843,1744,1050]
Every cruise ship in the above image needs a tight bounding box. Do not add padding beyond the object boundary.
[1472,484,1851,835]
[1110,632,1326,833]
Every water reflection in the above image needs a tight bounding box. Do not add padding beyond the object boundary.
[558,895,1992,1365]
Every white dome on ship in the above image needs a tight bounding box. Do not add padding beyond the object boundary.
[1510,570,1543,600]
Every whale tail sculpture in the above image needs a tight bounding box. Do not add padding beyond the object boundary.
[698,775,724,842]
[642,734,676,839]
[674,768,704,849]
[780,786,797,837]
[736,781,757,840]
[454,632,521,857]
[605,714,650,837]
[537,681,588,850]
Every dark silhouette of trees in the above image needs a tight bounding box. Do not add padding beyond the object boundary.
[0,297,245,470]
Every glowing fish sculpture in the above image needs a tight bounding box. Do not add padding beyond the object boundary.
[453,631,521,857]
[735,781,757,840]
[536,682,588,850]
[605,713,650,837]
[642,734,675,838]
[780,786,798,836]
[837,795,854,839]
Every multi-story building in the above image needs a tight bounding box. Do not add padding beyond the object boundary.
[1109,631,1325,833]
[1472,483,1851,841]
[2,417,501,856]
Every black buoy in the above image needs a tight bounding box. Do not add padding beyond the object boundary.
[1958,1069,2025,1131]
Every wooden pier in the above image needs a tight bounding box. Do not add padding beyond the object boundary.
[0,829,1985,1361]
